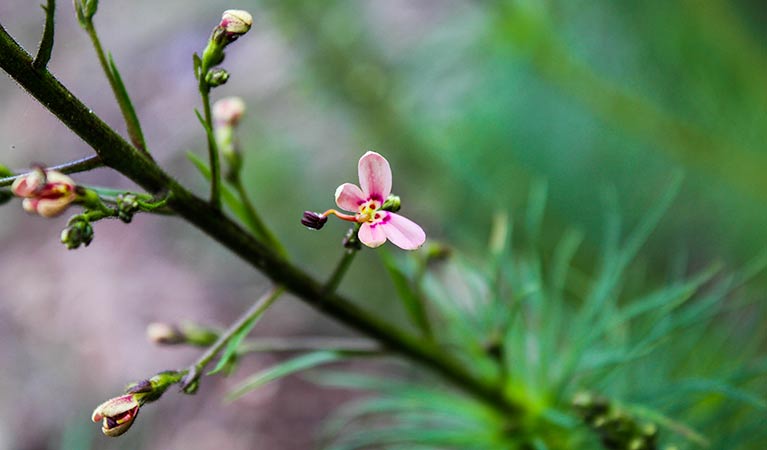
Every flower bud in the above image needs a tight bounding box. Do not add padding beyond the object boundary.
[382,194,401,212]
[91,394,140,437]
[301,211,328,230]
[205,68,230,87]
[220,10,253,40]
[146,322,185,345]
[343,227,362,250]
[116,193,139,223]
[60,219,94,250]
[12,169,77,217]
[11,167,45,197]
[212,97,246,128]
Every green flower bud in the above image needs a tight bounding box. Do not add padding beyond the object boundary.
[205,68,230,87]
[61,219,94,250]
[382,194,401,212]
[116,193,139,223]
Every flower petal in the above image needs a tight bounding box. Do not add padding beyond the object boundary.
[358,221,387,248]
[11,172,43,197]
[92,394,139,422]
[381,213,426,250]
[334,183,366,212]
[358,151,391,201]
[45,171,75,187]
[36,194,76,218]
[21,198,38,214]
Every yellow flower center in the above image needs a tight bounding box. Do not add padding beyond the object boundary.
[356,199,384,223]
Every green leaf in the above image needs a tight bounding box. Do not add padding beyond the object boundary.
[626,404,709,448]
[0,190,12,206]
[108,53,147,153]
[379,249,432,337]
[524,178,548,244]
[0,164,13,178]
[193,53,202,80]
[206,327,247,376]
[186,152,249,222]
[226,351,346,401]
[208,287,285,376]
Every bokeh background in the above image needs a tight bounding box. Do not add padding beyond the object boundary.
[1,0,766,449]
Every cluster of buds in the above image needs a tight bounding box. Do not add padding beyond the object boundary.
[212,97,246,180]
[116,193,139,223]
[199,10,253,82]
[11,168,78,217]
[92,371,182,437]
[573,392,665,450]
[61,217,94,249]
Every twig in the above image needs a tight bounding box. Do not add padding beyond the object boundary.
[180,285,284,392]
[32,0,55,70]
[0,154,102,187]
[197,87,222,209]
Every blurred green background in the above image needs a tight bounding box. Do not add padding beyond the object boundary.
[1,0,766,448]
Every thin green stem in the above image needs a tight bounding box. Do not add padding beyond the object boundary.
[325,248,358,295]
[232,175,286,257]
[198,83,222,209]
[0,155,102,187]
[33,0,55,70]
[82,20,147,154]
[181,285,284,392]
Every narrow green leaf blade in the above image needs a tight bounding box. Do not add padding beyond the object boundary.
[379,250,431,337]
[186,152,249,222]
[108,53,147,153]
[226,351,345,401]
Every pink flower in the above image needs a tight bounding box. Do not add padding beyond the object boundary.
[308,151,425,250]
[11,169,77,217]
[91,394,140,437]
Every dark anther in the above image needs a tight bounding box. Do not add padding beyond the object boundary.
[301,211,327,230]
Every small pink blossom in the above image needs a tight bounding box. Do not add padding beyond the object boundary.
[11,169,77,218]
[306,151,425,250]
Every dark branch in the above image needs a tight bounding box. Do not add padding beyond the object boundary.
[0,22,520,416]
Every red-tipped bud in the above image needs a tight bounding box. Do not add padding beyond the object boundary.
[12,169,77,217]
[220,10,252,40]
[91,394,140,437]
